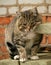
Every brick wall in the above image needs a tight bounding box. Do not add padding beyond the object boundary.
[0,0,51,16]
[0,0,51,60]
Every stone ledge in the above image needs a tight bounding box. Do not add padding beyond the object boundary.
[0,59,51,65]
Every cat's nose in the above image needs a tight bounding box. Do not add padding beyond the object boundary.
[19,26,22,30]
[25,26,30,32]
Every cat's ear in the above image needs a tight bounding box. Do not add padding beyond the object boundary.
[16,11,21,18]
[21,10,30,18]
[32,7,38,16]
[21,11,25,18]
[34,7,38,14]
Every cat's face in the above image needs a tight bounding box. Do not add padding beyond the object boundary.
[17,7,41,32]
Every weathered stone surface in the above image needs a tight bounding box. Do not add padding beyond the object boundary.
[18,0,44,4]
[37,6,47,13]
[48,6,51,13]
[35,23,51,34]
[0,7,7,15]
[0,59,51,65]
[0,0,16,5]
[46,0,51,4]
[8,7,19,14]
[47,61,51,65]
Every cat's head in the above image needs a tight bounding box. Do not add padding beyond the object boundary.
[21,7,38,19]
[16,7,42,32]
[6,42,19,60]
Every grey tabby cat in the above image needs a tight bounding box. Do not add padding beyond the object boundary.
[5,7,43,62]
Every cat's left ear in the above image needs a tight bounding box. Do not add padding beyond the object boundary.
[35,7,38,14]
[16,11,21,18]
[32,7,38,16]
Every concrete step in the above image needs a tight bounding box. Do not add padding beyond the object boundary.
[0,59,51,65]
[0,53,51,65]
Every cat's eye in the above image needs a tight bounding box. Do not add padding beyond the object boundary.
[23,23,27,25]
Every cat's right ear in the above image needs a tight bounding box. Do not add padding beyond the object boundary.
[31,7,38,16]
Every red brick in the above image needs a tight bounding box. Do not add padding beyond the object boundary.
[0,36,5,44]
[9,16,14,21]
[3,53,10,59]
[0,52,10,60]
[0,16,15,25]
[0,46,7,52]
[42,16,51,45]
[42,16,46,23]
[0,16,48,25]
[0,49,2,52]
[48,35,51,44]
[41,35,46,44]
[0,54,8,60]
[47,16,51,22]
[0,48,9,59]
[0,55,5,60]
[0,17,9,25]
[0,55,4,60]
[0,53,9,60]
[0,17,10,25]
[0,28,5,35]
[47,16,51,44]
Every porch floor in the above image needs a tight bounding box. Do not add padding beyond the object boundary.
[0,53,51,65]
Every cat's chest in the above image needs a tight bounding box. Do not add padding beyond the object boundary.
[19,30,36,40]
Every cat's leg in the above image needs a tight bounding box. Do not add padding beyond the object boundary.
[25,48,31,59]
[18,46,27,62]
[30,45,39,60]
[6,42,20,60]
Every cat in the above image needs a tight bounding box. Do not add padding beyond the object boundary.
[5,7,43,62]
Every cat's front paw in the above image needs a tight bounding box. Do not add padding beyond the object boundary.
[30,56,39,60]
[20,58,27,62]
[14,55,19,60]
